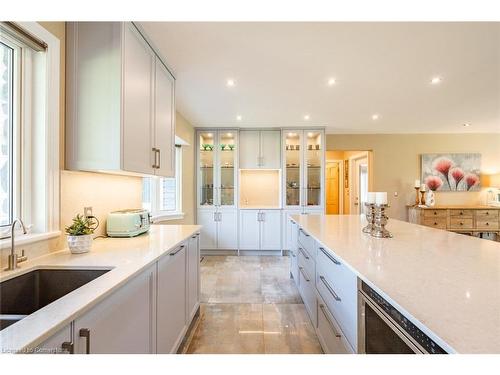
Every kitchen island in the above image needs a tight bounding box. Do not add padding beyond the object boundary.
[0,224,201,354]
[290,214,500,354]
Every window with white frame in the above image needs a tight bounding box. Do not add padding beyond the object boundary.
[142,146,183,220]
[0,22,60,240]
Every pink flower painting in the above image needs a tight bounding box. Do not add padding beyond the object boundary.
[421,153,481,192]
[425,175,443,191]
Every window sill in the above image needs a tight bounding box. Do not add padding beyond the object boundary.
[151,212,185,223]
[0,230,61,248]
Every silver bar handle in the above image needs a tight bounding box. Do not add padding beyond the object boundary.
[319,247,341,265]
[319,275,341,301]
[298,266,310,282]
[261,212,265,222]
[298,247,310,260]
[299,228,310,237]
[213,212,217,221]
[218,212,222,221]
[156,149,161,169]
[169,245,185,256]
[79,328,90,354]
[151,148,158,168]
[319,304,341,338]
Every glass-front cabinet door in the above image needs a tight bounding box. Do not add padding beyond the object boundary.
[304,131,323,208]
[198,129,238,208]
[218,131,237,207]
[199,131,216,207]
[284,131,302,207]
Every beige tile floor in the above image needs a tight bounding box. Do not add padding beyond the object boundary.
[184,256,323,354]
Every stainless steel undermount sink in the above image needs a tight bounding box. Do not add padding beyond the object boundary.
[0,268,111,330]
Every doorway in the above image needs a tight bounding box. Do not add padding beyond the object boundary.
[325,150,372,215]
[351,155,369,214]
[326,161,342,214]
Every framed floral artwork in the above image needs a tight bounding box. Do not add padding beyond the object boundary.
[421,153,481,192]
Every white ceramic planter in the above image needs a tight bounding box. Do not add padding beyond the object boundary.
[67,234,93,254]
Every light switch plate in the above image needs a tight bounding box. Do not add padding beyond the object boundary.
[84,206,93,218]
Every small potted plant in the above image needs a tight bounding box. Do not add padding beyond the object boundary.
[65,214,99,254]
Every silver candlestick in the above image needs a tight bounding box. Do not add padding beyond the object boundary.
[362,203,376,234]
[372,204,393,238]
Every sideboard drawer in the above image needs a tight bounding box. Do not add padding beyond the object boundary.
[476,210,499,220]
[476,220,499,230]
[423,209,447,218]
[450,217,473,229]
[423,217,447,230]
[449,209,474,218]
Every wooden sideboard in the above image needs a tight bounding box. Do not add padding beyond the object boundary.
[407,205,500,240]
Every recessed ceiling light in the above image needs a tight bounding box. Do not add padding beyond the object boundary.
[372,114,379,120]
[307,132,314,137]
[236,115,242,121]
[327,78,336,86]
[303,114,310,121]
[226,79,236,87]
[430,76,442,85]
[463,123,470,127]
[288,132,297,137]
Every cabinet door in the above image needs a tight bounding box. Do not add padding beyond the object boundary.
[122,23,155,175]
[218,130,237,207]
[198,131,217,207]
[260,210,282,250]
[304,130,324,209]
[197,209,217,249]
[74,264,157,354]
[239,210,260,250]
[283,131,303,208]
[187,234,200,321]
[260,130,281,169]
[35,324,73,354]
[154,58,175,177]
[217,209,238,249]
[239,130,260,168]
[157,244,187,354]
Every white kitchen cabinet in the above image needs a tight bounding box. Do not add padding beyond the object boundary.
[73,264,157,354]
[260,210,282,250]
[66,22,175,177]
[282,209,302,251]
[187,233,200,322]
[298,259,317,327]
[35,324,73,354]
[154,58,176,177]
[197,208,238,251]
[239,210,261,250]
[288,218,300,283]
[239,130,281,169]
[157,244,187,354]
[239,209,282,251]
[197,209,218,250]
[282,129,325,212]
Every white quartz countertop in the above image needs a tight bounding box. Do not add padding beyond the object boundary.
[0,224,201,353]
[290,214,500,354]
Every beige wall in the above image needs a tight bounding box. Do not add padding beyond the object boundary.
[162,112,196,225]
[326,133,500,221]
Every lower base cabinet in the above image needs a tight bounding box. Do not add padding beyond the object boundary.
[316,292,354,354]
[33,233,200,354]
[157,243,187,354]
[74,263,157,354]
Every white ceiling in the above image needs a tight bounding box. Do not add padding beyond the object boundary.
[140,22,500,133]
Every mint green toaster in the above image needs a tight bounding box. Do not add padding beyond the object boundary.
[106,209,151,237]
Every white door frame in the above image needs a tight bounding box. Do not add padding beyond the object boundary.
[325,159,344,214]
[349,152,369,215]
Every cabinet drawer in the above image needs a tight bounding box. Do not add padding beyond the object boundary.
[449,209,473,218]
[476,210,499,220]
[315,257,357,349]
[476,220,499,230]
[423,209,447,218]
[298,265,316,327]
[423,217,447,230]
[290,251,299,286]
[298,245,315,280]
[316,293,354,354]
[298,227,316,260]
[449,217,473,229]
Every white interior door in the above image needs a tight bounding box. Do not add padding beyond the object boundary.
[350,156,368,214]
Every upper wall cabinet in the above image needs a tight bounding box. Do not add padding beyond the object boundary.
[66,22,175,177]
[239,130,281,169]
